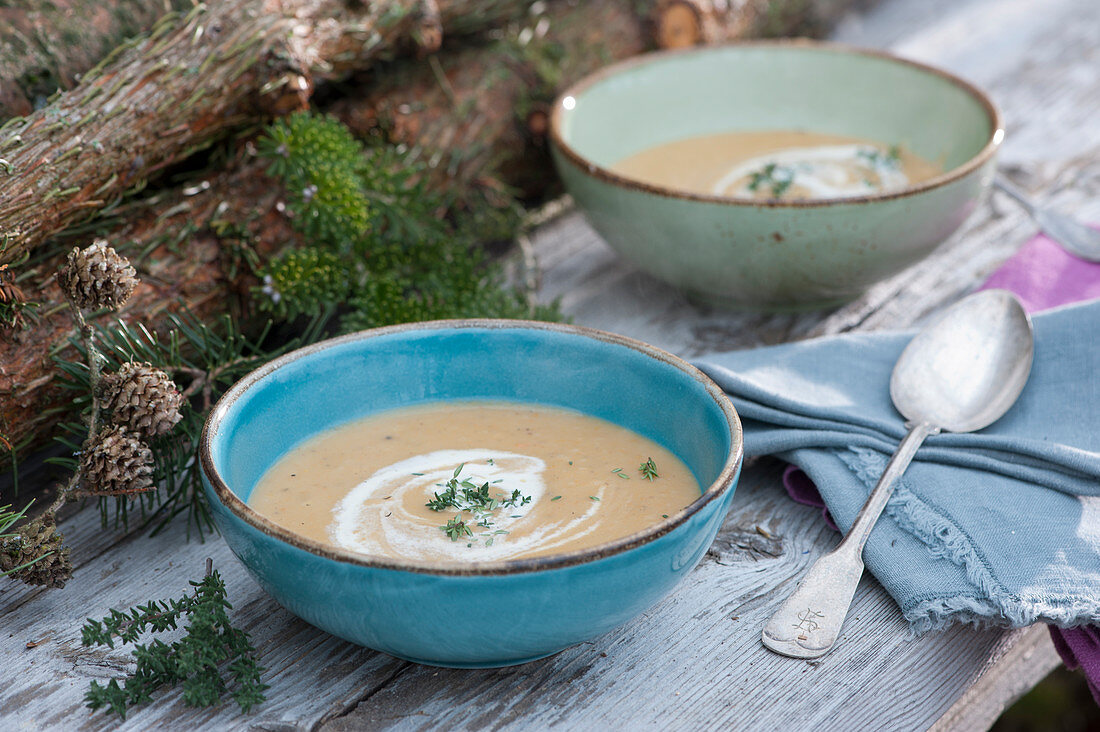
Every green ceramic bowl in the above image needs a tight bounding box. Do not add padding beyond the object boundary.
[550,41,1003,309]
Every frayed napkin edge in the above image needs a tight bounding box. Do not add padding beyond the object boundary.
[837,447,1100,634]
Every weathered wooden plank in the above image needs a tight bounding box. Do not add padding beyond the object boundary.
[930,625,1062,732]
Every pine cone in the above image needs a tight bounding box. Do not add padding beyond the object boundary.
[80,426,155,496]
[1,513,72,588]
[99,362,184,438]
[56,240,138,311]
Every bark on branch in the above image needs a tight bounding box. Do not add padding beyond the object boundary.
[0,0,195,119]
[0,0,540,266]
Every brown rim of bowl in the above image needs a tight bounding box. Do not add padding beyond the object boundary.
[199,318,744,577]
[549,38,1004,208]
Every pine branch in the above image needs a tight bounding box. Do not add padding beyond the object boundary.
[50,310,325,537]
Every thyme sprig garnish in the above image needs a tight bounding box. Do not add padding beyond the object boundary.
[639,457,659,481]
[427,464,531,543]
[747,162,795,197]
[611,467,630,480]
[441,516,473,541]
[856,144,902,171]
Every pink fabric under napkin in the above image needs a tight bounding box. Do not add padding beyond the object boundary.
[781,229,1100,704]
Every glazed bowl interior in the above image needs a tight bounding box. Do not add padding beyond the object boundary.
[556,41,996,197]
[210,322,734,537]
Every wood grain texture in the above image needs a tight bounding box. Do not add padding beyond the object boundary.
[930,625,1061,732]
[3,0,1096,728]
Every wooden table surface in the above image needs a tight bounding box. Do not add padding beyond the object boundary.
[3,0,1098,729]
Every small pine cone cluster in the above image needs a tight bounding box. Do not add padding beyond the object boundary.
[80,425,155,496]
[56,240,138,311]
[98,362,184,438]
[1,513,73,588]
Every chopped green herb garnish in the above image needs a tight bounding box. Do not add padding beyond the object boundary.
[441,516,472,541]
[611,467,630,480]
[551,495,562,501]
[426,465,531,547]
[639,457,659,481]
[856,145,901,172]
[662,514,669,519]
[501,489,532,508]
[747,162,795,197]
[487,458,494,465]
[411,472,424,476]
[590,496,601,502]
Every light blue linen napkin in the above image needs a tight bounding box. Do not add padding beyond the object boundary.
[693,298,1100,632]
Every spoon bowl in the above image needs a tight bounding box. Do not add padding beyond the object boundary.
[762,289,1034,658]
[891,289,1035,433]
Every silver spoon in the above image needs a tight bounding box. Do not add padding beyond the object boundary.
[994,176,1100,261]
[761,289,1034,659]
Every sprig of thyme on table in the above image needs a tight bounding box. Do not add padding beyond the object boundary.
[82,561,267,719]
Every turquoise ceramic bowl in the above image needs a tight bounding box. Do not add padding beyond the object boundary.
[200,320,742,668]
[550,40,1003,309]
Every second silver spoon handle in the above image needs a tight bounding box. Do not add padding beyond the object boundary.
[761,421,937,659]
[993,176,1037,216]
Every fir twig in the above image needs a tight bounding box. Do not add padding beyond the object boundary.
[50,310,324,537]
[254,111,563,333]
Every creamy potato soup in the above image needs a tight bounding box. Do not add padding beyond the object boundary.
[247,401,701,562]
[611,130,941,200]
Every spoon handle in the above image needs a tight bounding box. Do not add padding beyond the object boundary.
[761,421,937,659]
[993,176,1037,216]
[994,176,1100,261]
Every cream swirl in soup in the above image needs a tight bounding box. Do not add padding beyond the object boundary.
[330,449,591,561]
[247,402,701,562]
[611,130,941,201]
